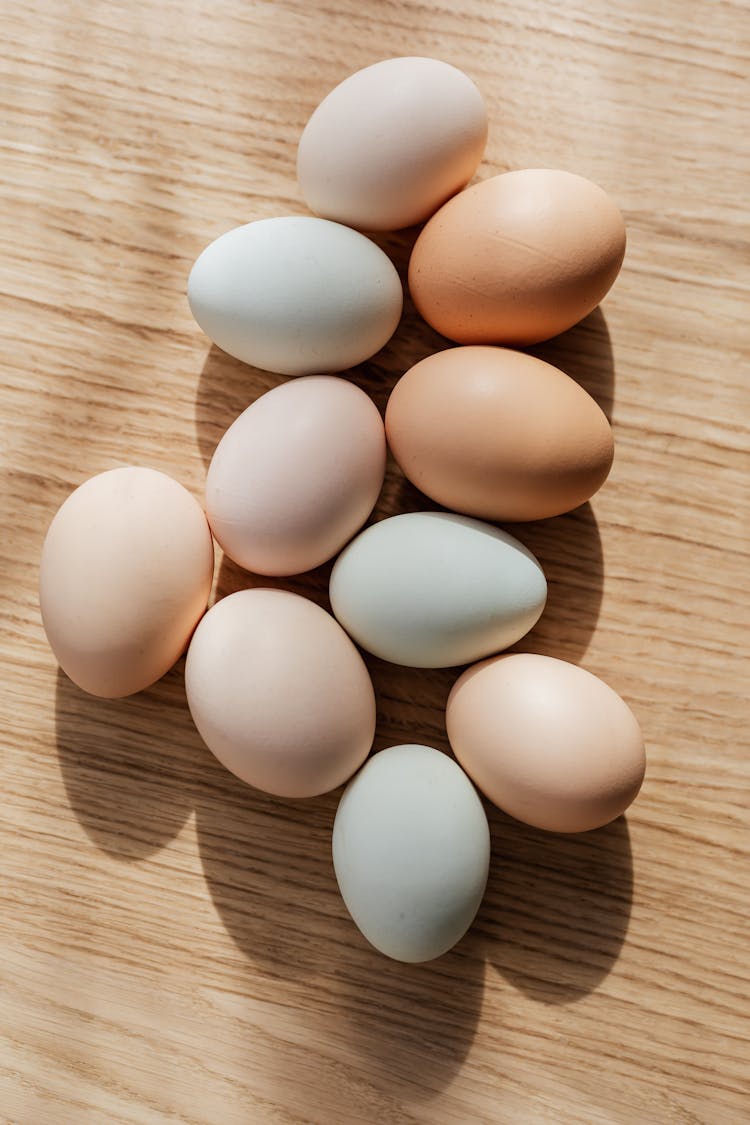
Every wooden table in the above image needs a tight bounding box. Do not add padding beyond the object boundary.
[2,3,748,1122]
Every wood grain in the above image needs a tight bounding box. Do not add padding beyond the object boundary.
[1,2,748,1122]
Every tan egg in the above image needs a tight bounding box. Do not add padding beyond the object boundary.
[185,589,375,798]
[385,346,613,521]
[206,376,386,577]
[39,467,214,698]
[408,169,626,344]
[297,57,488,232]
[446,653,646,833]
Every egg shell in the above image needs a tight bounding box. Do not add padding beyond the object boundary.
[329,511,547,667]
[408,169,626,344]
[333,744,490,962]
[447,653,646,833]
[39,467,214,698]
[206,377,386,576]
[185,588,376,798]
[297,56,488,232]
[187,216,403,375]
[385,346,614,521]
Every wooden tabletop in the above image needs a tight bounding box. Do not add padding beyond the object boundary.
[2,3,748,1122]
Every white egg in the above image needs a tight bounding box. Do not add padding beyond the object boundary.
[187,216,403,376]
[332,744,490,962]
[329,511,547,668]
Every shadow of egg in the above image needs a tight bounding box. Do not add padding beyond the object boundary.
[331,925,486,1100]
[194,344,291,467]
[194,760,342,979]
[506,501,604,665]
[477,808,634,1002]
[54,662,202,861]
[213,550,333,612]
[362,653,457,756]
[529,306,615,422]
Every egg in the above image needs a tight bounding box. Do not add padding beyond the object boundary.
[329,511,546,667]
[39,467,214,698]
[185,588,375,798]
[385,346,614,521]
[206,376,386,576]
[447,654,646,833]
[409,169,626,344]
[332,744,490,962]
[187,216,403,375]
[297,57,488,232]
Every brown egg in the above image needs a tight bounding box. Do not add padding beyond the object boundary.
[408,169,626,345]
[446,653,646,833]
[385,346,614,521]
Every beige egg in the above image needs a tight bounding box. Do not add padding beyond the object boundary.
[185,588,376,798]
[446,653,646,833]
[409,169,626,344]
[39,467,214,698]
[206,376,386,576]
[385,346,614,521]
[297,56,488,231]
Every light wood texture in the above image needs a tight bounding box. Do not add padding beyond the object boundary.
[2,2,748,1122]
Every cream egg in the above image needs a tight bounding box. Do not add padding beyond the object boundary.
[188,216,403,375]
[409,169,626,344]
[185,588,376,798]
[333,744,490,961]
[298,57,487,232]
[206,376,386,576]
[39,467,214,698]
[447,653,646,833]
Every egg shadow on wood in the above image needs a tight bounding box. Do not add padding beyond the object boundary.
[214,550,333,611]
[364,653,458,756]
[530,307,615,422]
[477,809,633,1002]
[194,759,344,978]
[54,663,203,861]
[194,345,291,467]
[506,501,604,665]
[331,929,485,1100]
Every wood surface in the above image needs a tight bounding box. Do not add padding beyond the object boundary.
[1,2,748,1122]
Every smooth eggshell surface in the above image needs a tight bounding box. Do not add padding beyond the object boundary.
[187,216,403,375]
[297,56,488,231]
[185,588,376,798]
[385,346,614,521]
[39,466,214,698]
[332,744,490,962]
[206,376,386,576]
[330,511,547,667]
[409,169,626,344]
[447,653,646,833]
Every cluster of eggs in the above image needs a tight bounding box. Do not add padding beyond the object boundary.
[40,58,645,964]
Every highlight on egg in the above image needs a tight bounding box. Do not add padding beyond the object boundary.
[39,466,214,698]
[446,653,646,833]
[332,744,490,962]
[297,56,488,232]
[385,345,614,521]
[206,376,386,576]
[185,588,376,798]
[187,215,403,375]
[408,168,626,344]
